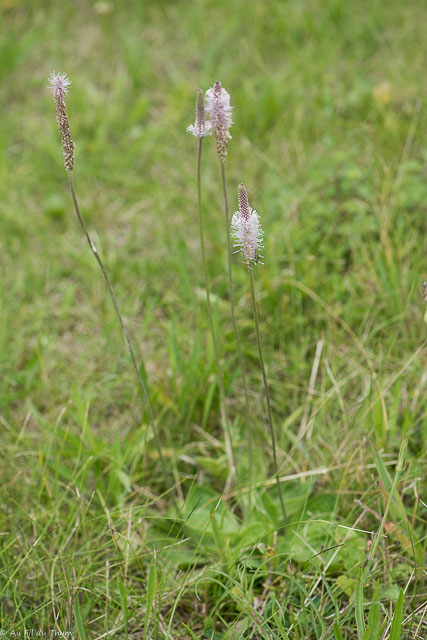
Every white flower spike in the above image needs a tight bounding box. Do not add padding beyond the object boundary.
[205,81,232,162]
[231,184,264,265]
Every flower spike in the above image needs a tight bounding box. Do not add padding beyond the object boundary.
[187,88,212,138]
[205,81,233,163]
[48,72,75,172]
[231,184,264,265]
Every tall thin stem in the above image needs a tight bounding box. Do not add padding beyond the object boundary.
[221,164,253,503]
[248,265,286,524]
[68,172,169,482]
[197,145,236,482]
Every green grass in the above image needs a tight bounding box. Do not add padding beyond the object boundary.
[0,0,426,637]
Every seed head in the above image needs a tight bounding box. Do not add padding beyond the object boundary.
[187,88,212,138]
[238,181,251,221]
[231,184,264,265]
[48,72,75,172]
[205,81,232,163]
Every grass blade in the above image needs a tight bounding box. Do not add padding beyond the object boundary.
[369,439,406,562]
[181,623,200,640]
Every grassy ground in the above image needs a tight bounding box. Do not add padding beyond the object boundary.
[0,0,426,637]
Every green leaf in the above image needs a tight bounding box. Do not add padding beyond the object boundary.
[74,598,87,640]
[144,558,157,639]
[183,486,239,538]
[337,575,356,596]
[117,577,129,638]
[380,584,401,602]
[389,589,404,640]
[365,582,381,639]
[195,455,228,479]
[202,378,217,429]
[333,622,345,640]
[355,571,365,640]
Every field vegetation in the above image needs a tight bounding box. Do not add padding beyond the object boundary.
[0,1,426,638]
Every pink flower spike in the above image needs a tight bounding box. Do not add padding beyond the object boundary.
[205,81,233,162]
[48,72,71,98]
[231,184,264,265]
[187,88,212,138]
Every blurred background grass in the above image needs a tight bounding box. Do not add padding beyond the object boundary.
[0,0,426,636]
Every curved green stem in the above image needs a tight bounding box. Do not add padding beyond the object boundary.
[198,145,236,481]
[68,172,169,485]
[248,265,286,525]
[221,163,253,504]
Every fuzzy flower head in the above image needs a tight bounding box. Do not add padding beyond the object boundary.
[205,81,232,162]
[187,88,212,138]
[48,72,71,98]
[48,72,75,172]
[231,184,264,265]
